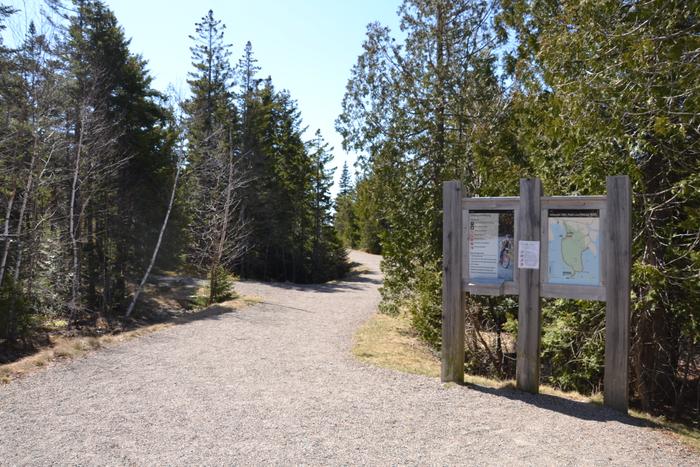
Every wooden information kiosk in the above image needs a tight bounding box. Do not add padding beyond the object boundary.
[442,177,631,412]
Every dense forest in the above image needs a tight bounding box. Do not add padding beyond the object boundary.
[335,0,698,420]
[0,2,347,338]
[0,0,697,423]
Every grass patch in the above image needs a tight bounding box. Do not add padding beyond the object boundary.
[242,295,264,305]
[353,312,439,377]
[353,310,700,452]
[189,286,239,309]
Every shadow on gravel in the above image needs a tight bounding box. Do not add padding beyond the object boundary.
[168,303,243,325]
[467,384,653,428]
[237,263,383,294]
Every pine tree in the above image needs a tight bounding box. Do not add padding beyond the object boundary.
[306,130,347,281]
[334,161,358,249]
[338,161,351,196]
[184,9,234,144]
[63,0,179,316]
[499,0,700,414]
[183,9,247,304]
[238,40,260,100]
[337,0,503,337]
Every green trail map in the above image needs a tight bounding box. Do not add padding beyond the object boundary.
[547,210,601,286]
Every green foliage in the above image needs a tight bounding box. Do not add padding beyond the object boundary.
[0,0,182,335]
[179,14,349,285]
[208,266,237,305]
[540,300,605,393]
[334,162,359,249]
[499,0,700,413]
[341,0,699,418]
[0,278,32,340]
[353,176,383,254]
[234,78,348,283]
[335,192,358,249]
[338,0,504,341]
[407,261,443,348]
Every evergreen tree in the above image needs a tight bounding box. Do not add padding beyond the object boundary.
[334,161,358,249]
[338,0,503,331]
[352,175,382,254]
[183,9,246,304]
[307,130,346,281]
[184,9,234,145]
[338,161,351,196]
[62,0,179,316]
[0,0,180,334]
[233,49,348,283]
[498,0,700,414]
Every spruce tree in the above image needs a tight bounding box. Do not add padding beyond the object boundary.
[337,0,502,334]
[183,9,246,304]
[334,162,358,249]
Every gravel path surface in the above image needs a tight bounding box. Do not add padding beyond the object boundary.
[1,251,696,465]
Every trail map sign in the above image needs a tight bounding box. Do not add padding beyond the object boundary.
[442,177,631,412]
[547,209,600,286]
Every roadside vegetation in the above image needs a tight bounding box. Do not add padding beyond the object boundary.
[0,276,258,384]
[337,0,698,425]
[0,3,347,362]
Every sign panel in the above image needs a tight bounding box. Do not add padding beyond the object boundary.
[445,178,630,411]
[546,209,601,286]
[518,241,540,269]
[468,210,514,283]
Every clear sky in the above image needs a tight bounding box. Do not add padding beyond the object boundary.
[6,0,404,194]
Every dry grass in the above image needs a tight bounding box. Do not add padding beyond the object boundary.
[0,325,170,383]
[630,410,700,452]
[353,312,439,378]
[0,297,252,385]
[353,310,700,452]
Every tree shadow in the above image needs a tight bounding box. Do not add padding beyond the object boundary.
[236,262,383,294]
[463,382,654,428]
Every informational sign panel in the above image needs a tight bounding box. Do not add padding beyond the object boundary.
[546,209,601,286]
[468,210,514,283]
[446,177,631,412]
[517,241,540,269]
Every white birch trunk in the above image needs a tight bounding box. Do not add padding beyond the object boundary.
[125,159,182,317]
[69,112,86,322]
[0,190,16,288]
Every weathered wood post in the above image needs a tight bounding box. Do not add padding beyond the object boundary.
[441,180,464,383]
[604,175,631,412]
[516,178,542,393]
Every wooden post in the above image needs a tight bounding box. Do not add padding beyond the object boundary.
[441,180,464,383]
[516,178,542,393]
[604,176,631,412]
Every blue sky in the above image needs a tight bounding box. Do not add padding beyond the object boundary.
[5,0,403,194]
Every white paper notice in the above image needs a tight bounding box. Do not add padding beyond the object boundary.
[469,213,499,279]
[518,240,540,269]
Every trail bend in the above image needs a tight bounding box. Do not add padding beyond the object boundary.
[0,251,694,465]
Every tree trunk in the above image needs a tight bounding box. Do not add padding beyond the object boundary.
[69,112,86,323]
[209,138,236,304]
[0,189,16,289]
[125,159,182,317]
[8,147,38,339]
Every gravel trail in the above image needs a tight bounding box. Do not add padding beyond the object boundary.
[0,251,696,465]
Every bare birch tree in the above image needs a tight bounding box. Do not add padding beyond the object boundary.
[125,143,183,318]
